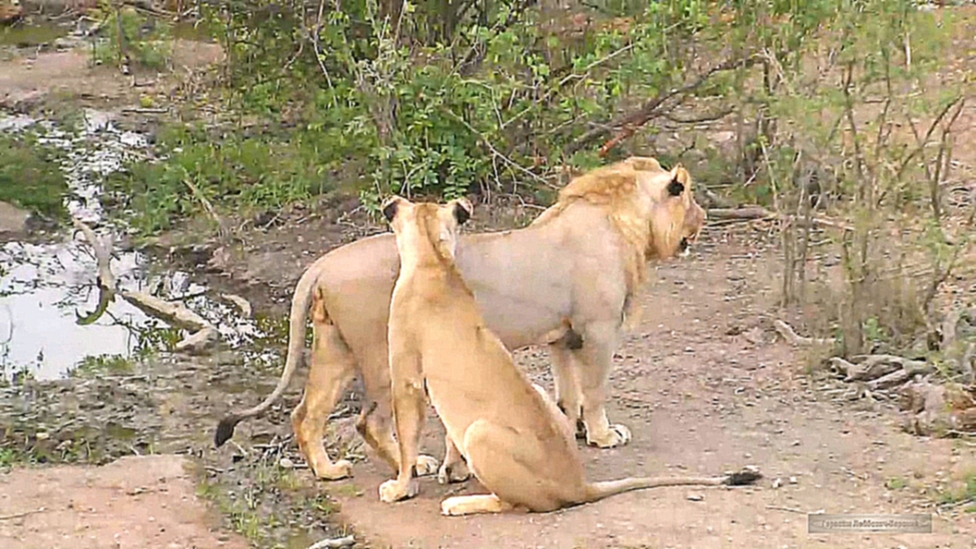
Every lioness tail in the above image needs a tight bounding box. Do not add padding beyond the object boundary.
[214,265,320,447]
[581,467,761,503]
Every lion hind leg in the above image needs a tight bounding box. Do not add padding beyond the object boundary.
[548,344,586,439]
[441,494,516,516]
[291,321,356,480]
[437,433,471,484]
[458,419,568,513]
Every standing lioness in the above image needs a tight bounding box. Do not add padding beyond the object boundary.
[379,195,760,514]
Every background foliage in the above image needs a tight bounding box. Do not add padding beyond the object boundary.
[103,0,974,364]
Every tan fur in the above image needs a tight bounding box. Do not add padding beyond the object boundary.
[378,197,757,515]
[214,156,706,482]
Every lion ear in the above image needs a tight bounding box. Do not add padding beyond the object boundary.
[666,177,684,197]
[381,196,407,223]
[451,198,473,225]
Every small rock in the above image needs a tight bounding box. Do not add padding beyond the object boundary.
[687,493,704,502]
[772,478,782,489]
[789,476,798,485]
[279,457,295,469]
[791,440,801,446]
[0,201,31,234]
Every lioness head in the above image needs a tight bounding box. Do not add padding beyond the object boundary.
[646,164,707,260]
[382,195,474,261]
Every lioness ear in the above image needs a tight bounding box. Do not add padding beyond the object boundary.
[452,198,473,225]
[381,196,405,223]
[666,176,684,197]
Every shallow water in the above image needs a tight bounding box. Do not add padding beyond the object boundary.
[0,110,270,381]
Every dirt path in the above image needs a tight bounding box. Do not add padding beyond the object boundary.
[2,222,974,548]
[0,455,250,549]
[314,230,976,548]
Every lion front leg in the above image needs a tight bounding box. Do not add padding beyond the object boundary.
[575,321,632,449]
[356,349,439,478]
[378,350,426,503]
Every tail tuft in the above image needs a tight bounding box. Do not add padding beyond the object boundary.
[214,415,240,447]
[723,466,762,486]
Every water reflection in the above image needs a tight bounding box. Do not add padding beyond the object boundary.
[0,110,270,381]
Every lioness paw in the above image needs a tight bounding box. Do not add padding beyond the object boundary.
[311,459,353,481]
[440,497,465,516]
[437,461,471,484]
[415,454,440,477]
[378,478,418,503]
[586,423,632,448]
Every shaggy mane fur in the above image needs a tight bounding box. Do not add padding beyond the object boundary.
[531,156,694,298]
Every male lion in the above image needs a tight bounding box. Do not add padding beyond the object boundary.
[214,157,706,482]
[378,195,758,514]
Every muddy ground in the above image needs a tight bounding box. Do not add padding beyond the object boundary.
[2,12,976,549]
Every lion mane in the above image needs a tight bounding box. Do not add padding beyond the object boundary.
[532,156,694,299]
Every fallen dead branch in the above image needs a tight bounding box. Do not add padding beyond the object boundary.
[219,293,253,318]
[307,535,355,549]
[707,207,853,231]
[961,343,975,385]
[0,507,46,521]
[866,365,930,391]
[844,354,927,382]
[772,320,836,346]
[120,107,168,114]
[900,381,976,437]
[827,351,976,438]
[73,218,218,354]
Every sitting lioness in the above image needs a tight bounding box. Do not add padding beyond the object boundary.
[379,195,760,515]
[215,157,706,483]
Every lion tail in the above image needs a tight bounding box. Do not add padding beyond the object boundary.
[214,264,320,448]
[581,467,761,504]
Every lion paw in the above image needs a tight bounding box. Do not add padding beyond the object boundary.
[415,454,440,477]
[437,461,471,484]
[440,497,466,516]
[311,458,354,481]
[586,423,632,448]
[379,478,418,503]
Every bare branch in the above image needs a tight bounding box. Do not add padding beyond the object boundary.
[567,50,783,156]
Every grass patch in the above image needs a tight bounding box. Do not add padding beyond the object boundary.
[885,477,907,491]
[71,354,136,377]
[0,22,68,48]
[0,133,68,221]
[105,124,342,236]
[193,459,346,549]
[938,471,976,508]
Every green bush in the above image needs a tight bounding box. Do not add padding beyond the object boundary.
[0,134,68,221]
[92,2,172,70]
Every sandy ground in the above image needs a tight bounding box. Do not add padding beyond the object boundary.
[0,455,250,549]
[310,231,976,549]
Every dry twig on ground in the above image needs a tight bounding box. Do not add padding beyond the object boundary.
[73,218,218,353]
[772,319,836,346]
[307,535,355,549]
